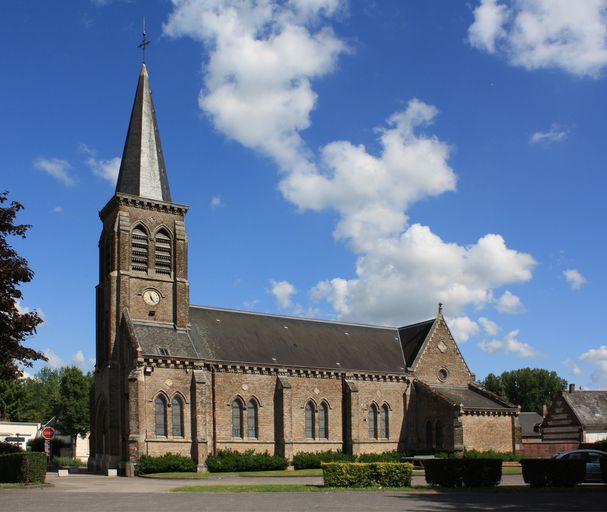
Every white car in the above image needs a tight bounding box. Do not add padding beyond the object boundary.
[553,449,607,483]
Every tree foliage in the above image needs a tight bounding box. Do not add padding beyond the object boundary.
[0,191,46,380]
[481,368,567,413]
[56,367,92,453]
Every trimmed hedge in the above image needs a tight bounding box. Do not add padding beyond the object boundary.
[292,450,355,469]
[0,441,22,455]
[0,452,47,483]
[322,462,413,488]
[521,459,586,487]
[27,437,63,457]
[205,449,288,472]
[137,453,196,475]
[463,449,520,462]
[423,459,502,487]
[357,451,406,463]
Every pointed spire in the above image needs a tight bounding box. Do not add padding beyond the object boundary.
[115,64,172,202]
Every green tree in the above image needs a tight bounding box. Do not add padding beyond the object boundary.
[56,367,92,455]
[0,191,46,380]
[482,367,567,413]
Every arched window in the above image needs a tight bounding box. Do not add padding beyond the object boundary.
[380,404,389,439]
[155,229,172,275]
[231,398,244,438]
[172,395,184,437]
[305,401,315,439]
[131,226,149,272]
[425,419,434,449]
[368,403,378,439]
[319,402,329,439]
[247,400,258,439]
[154,395,167,437]
[435,420,444,449]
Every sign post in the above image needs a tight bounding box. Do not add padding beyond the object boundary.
[42,427,55,461]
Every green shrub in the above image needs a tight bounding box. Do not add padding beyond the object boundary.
[463,449,520,462]
[27,437,63,456]
[357,451,406,463]
[53,456,86,467]
[322,462,413,488]
[205,449,288,473]
[0,452,47,483]
[292,450,355,469]
[137,453,196,475]
[521,459,586,487]
[0,441,22,455]
[423,459,502,487]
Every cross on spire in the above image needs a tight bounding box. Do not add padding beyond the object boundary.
[138,17,150,64]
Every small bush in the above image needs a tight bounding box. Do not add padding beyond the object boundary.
[137,453,196,475]
[0,452,47,483]
[463,449,520,462]
[322,462,413,488]
[423,459,502,487]
[521,459,586,487]
[0,441,22,455]
[205,449,288,473]
[53,456,86,467]
[358,451,406,463]
[292,450,355,469]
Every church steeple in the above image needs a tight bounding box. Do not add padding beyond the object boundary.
[115,64,172,202]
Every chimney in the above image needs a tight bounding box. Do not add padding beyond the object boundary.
[568,383,575,393]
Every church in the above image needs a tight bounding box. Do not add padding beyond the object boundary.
[90,64,521,474]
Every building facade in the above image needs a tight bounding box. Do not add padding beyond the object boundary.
[90,65,521,473]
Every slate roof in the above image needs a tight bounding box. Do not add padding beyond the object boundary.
[399,320,434,368]
[428,384,517,411]
[132,322,198,359]
[519,412,543,438]
[115,64,172,202]
[563,391,607,428]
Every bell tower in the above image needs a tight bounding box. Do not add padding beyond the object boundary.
[95,64,190,368]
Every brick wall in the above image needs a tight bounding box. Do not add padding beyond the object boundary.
[462,414,514,452]
[520,441,578,458]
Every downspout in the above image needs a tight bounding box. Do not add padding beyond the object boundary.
[211,366,217,455]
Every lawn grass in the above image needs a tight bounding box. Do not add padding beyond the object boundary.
[143,468,323,479]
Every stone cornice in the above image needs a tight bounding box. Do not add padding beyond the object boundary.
[99,193,189,220]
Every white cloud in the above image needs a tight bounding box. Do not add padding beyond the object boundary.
[34,157,75,187]
[210,196,223,208]
[530,124,569,144]
[165,1,537,326]
[80,144,120,184]
[270,279,297,309]
[563,268,586,290]
[495,290,525,314]
[478,316,500,336]
[478,329,540,357]
[563,359,582,377]
[43,349,64,370]
[468,0,607,78]
[15,300,45,323]
[448,316,479,343]
[579,345,607,384]
[71,351,95,372]
[51,206,64,214]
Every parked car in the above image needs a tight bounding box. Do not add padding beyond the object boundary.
[553,449,607,482]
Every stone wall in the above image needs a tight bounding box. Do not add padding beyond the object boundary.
[462,414,514,452]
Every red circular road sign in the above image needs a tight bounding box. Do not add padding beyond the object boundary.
[42,427,55,440]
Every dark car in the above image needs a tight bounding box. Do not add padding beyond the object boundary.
[553,449,607,482]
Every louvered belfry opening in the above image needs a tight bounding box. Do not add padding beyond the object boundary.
[131,226,149,272]
[155,229,172,275]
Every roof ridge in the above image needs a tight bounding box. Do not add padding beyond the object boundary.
[188,304,401,330]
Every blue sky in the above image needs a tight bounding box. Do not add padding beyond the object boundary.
[3,0,607,387]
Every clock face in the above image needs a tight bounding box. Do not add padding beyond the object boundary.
[143,289,160,306]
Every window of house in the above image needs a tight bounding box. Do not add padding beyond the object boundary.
[247,400,258,439]
[172,395,184,437]
[305,401,315,439]
[319,402,329,439]
[380,404,389,439]
[232,398,244,438]
[369,404,378,439]
[435,420,444,449]
[131,226,149,272]
[155,229,172,275]
[425,419,434,449]
[154,395,167,437]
